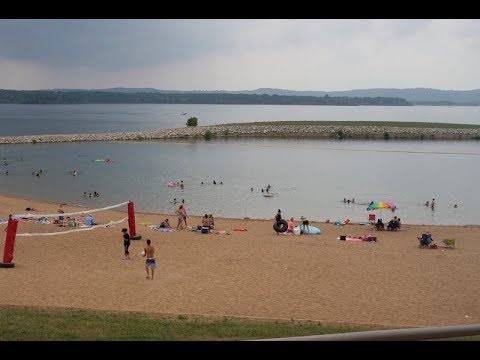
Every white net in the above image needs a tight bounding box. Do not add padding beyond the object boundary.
[14,201,130,219]
[12,201,130,237]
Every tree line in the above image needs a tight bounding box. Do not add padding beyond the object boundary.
[0,90,410,106]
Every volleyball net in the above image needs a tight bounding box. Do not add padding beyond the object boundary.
[1,200,138,268]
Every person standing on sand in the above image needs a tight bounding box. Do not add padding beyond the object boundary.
[176,204,187,230]
[143,239,155,280]
[301,216,310,234]
[57,204,65,224]
[122,228,131,260]
[181,204,188,227]
[275,209,282,222]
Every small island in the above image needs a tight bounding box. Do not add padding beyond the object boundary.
[0,121,480,145]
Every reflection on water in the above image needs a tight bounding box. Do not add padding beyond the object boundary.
[1,103,480,136]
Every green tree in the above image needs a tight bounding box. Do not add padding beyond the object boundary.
[204,130,212,140]
[186,117,198,127]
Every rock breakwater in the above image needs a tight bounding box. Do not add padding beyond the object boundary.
[1,124,479,144]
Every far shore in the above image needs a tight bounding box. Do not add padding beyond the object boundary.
[1,121,480,144]
[1,192,479,328]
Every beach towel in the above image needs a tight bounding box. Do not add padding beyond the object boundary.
[148,225,176,232]
[337,234,377,242]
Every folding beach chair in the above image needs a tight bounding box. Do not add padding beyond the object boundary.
[442,239,456,248]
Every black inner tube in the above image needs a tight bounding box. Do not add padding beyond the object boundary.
[273,219,288,233]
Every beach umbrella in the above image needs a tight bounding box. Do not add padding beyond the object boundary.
[366,201,396,211]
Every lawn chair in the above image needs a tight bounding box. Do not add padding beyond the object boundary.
[374,219,385,231]
[368,213,376,224]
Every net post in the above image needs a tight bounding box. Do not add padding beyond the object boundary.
[1,215,18,268]
[128,201,136,237]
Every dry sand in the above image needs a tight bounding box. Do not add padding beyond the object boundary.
[0,194,479,328]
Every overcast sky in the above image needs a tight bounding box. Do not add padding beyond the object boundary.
[1,19,479,91]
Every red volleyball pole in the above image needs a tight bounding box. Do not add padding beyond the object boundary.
[1,215,18,268]
[128,201,136,237]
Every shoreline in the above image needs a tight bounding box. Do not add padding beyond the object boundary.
[1,123,480,144]
[1,192,477,227]
[1,192,479,328]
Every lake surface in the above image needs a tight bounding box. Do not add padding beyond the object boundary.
[0,138,479,225]
[1,104,480,136]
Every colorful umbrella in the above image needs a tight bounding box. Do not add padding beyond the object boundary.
[366,201,396,211]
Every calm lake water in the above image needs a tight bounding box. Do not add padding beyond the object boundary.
[1,104,480,136]
[0,138,479,225]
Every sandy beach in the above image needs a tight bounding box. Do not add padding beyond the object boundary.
[0,193,479,329]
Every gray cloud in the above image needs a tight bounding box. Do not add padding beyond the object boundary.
[0,19,243,69]
[0,19,479,90]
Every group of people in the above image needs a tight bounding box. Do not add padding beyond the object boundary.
[425,198,435,210]
[273,209,310,234]
[343,198,355,204]
[55,204,95,227]
[375,216,401,231]
[201,214,215,230]
[200,180,223,185]
[121,228,156,280]
[173,205,216,231]
[116,209,445,282]
[387,216,401,231]
[175,204,188,230]
[83,191,100,197]
[261,184,273,193]
[425,198,458,209]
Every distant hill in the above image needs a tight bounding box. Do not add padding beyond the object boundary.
[50,87,480,105]
[0,89,409,106]
[229,88,480,105]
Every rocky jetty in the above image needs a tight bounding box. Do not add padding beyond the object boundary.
[0,124,479,144]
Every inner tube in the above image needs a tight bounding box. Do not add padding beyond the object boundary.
[167,183,177,187]
[273,219,288,233]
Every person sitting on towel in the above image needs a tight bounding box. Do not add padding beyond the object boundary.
[207,214,215,229]
[287,217,295,233]
[85,214,95,226]
[201,214,209,228]
[160,219,171,228]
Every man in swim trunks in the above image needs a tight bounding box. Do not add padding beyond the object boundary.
[144,239,155,280]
